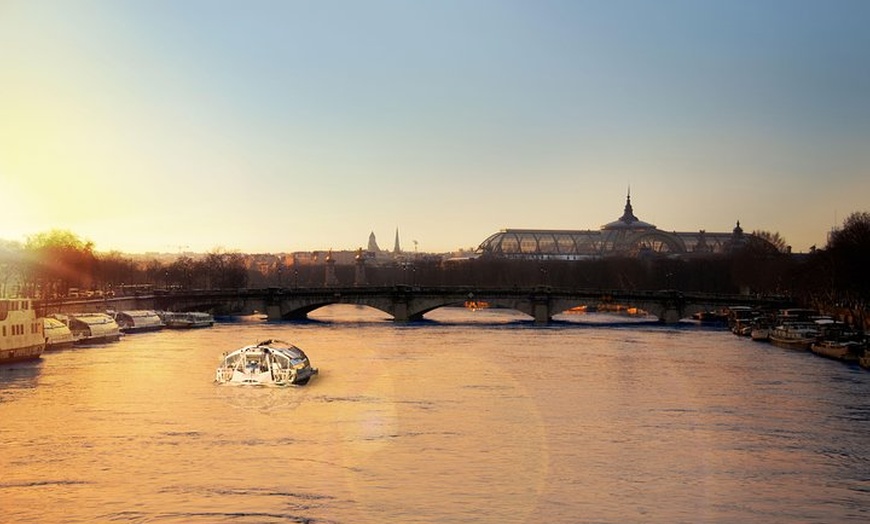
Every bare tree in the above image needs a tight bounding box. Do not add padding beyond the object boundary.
[751,230,789,253]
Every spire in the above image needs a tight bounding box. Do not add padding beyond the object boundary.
[394,227,401,254]
[367,231,380,252]
[601,189,655,230]
[620,188,638,224]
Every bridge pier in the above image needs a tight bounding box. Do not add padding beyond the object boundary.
[659,308,683,324]
[533,303,551,324]
[392,302,410,323]
[265,305,284,321]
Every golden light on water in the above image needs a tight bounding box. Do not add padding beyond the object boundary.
[333,344,549,521]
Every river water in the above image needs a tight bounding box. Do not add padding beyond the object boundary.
[2,306,869,523]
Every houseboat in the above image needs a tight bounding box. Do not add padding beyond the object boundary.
[768,309,821,351]
[727,306,755,336]
[68,313,122,345]
[161,311,215,329]
[114,310,164,333]
[769,322,819,351]
[43,316,75,350]
[810,319,864,362]
[0,298,45,363]
[750,315,773,342]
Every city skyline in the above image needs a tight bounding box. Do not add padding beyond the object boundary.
[2,1,868,254]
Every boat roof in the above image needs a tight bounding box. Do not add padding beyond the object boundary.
[71,313,116,325]
[222,340,306,360]
[44,317,68,328]
[118,310,159,317]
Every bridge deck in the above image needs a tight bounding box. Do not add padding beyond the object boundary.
[36,287,793,325]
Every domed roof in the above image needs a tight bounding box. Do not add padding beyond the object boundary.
[601,192,656,230]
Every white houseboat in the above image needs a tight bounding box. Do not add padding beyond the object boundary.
[68,313,122,345]
[114,310,164,333]
[769,323,819,351]
[1,298,45,363]
[43,316,75,350]
[161,311,215,329]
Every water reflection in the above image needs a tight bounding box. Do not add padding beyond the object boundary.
[0,359,43,392]
[2,308,869,523]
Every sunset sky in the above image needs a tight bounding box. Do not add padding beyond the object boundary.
[2,1,868,254]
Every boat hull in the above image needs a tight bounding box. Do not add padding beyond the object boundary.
[0,342,45,364]
[811,341,861,362]
[750,330,769,342]
[120,325,163,334]
[162,312,215,329]
[769,336,814,351]
[46,340,75,351]
[165,320,213,329]
[75,333,122,345]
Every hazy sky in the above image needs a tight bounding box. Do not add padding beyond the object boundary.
[2,1,868,254]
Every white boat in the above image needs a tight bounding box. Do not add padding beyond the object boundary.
[769,323,818,351]
[750,318,771,342]
[114,310,164,333]
[161,311,214,329]
[43,316,75,350]
[215,339,318,386]
[0,298,45,363]
[68,313,122,345]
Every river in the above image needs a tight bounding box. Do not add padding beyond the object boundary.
[2,306,869,523]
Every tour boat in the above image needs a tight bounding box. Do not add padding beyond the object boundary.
[215,339,318,386]
[43,316,75,350]
[0,298,45,363]
[114,310,164,333]
[161,311,215,329]
[68,313,122,345]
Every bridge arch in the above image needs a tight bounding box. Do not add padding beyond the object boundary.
[95,287,791,325]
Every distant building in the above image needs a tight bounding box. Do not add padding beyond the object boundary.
[368,232,381,253]
[476,192,768,260]
[362,229,407,265]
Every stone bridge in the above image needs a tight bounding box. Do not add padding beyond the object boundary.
[44,286,791,324]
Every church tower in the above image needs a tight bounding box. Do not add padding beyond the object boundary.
[367,231,380,252]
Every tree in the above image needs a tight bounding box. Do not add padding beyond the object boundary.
[751,230,789,253]
[203,250,248,289]
[24,229,97,297]
[95,251,137,291]
[826,211,870,301]
[0,240,25,297]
